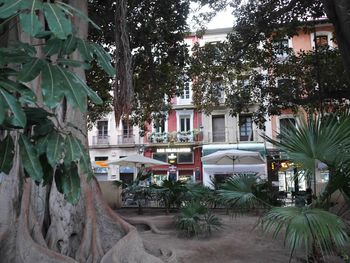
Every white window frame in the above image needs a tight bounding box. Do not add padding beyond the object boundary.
[310,31,334,48]
[274,38,293,58]
[151,115,168,133]
[277,115,297,134]
[177,82,193,105]
[176,110,194,132]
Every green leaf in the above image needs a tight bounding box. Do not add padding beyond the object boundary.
[24,107,53,125]
[56,66,86,111]
[35,134,49,155]
[76,39,94,62]
[55,162,81,203]
[39,154,53,186]
[0,79,36,104]
[64,134,82,164]
[71,136,92,177]
[90,43,115,76]
[69,71,102,104]
[56,1,101,30]
[18,58,46,82]
[43,38,63,56]
[62,35,77,54]
[0,94,5,124]
[19,12,43,37]
[0,48,32,65]
[41,64,64,108]
[57,58,90,69]
[0,88,26,127]
[43,3,72,39]
[0,0,27,19]
[46,131,65,167]
[0,135,14,174]
[19,134,43,182]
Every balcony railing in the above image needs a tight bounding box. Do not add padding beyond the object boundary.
[147,130,203,144]
[92,135,109,145]
[117,134,135,145]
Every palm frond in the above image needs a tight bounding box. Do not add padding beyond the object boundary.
[264,112,350,172]
[217,174,266,210]
[259,207,348,257]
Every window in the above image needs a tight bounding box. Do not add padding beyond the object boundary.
[181,84,190,99]
[315,35,328,47]
[279,118,296,141]
[95,156,108,161]
[122,119,133,138]
[273,39,289,57]
[153,153,167,163]
[311,31,333,49]
[178,152,193,164]
[212,81,225,101]
[180,115,191,132]
[212,115,225,142]
[239,115,253,141]
[97,121,108,138]
[154,118,165,133]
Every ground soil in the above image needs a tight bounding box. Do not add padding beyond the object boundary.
[118,208,345,263]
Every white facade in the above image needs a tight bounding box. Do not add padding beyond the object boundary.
[88,112,143,181]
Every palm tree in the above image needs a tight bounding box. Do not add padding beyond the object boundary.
[216,112,350,261]
[264,112,350,199]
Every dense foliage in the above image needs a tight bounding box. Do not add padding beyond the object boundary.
[0,0,113,202]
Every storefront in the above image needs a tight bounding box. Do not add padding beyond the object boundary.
[202,143,267,187]
[144,146,202,185]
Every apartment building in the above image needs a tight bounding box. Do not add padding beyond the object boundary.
[88,21,334,192]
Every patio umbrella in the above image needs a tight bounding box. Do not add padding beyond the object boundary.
[108,154,170,167]
[108,154,170,181]
[201,149,265,173]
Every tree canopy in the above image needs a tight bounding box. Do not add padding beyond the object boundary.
[189,0,350,126]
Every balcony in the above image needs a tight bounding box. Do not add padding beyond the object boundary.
[92,135,109,145]
[117,134,135,145]
[146,130,203,144]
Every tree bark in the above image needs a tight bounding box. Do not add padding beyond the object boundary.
[322,0,350,75]
[0,0,173,262]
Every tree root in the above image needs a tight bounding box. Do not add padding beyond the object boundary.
[122,217,173,235]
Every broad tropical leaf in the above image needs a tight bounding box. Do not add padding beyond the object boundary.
[64,134,82,164]
[41,64,64,108]
[43,3,72,39]
[19,134,43,182]
[69,72,102,104]
[56,66,86,111]
[43,38,63,56]
[39,154,54,186]
[55,162,80,203]
[35,134,50,155]
[0,0,31,18]
[0,79,36,104]
[19,11,43,36]
[259,207,348,257]
[0,135,14,174]
[62,35,77,55]
[90,43,115,76]
[76,39,94,62]
[0,94,5,124]
[46,132,65,167]
[0,88,26,127]
[17,58,46,82]
[56,1,101,30]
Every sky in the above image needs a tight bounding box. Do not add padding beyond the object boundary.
[188,4,234,31]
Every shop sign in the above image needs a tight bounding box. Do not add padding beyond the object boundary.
[157,148,191,153]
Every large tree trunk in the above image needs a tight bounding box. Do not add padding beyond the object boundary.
[322,0,350,75]
[0,0,173,262]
